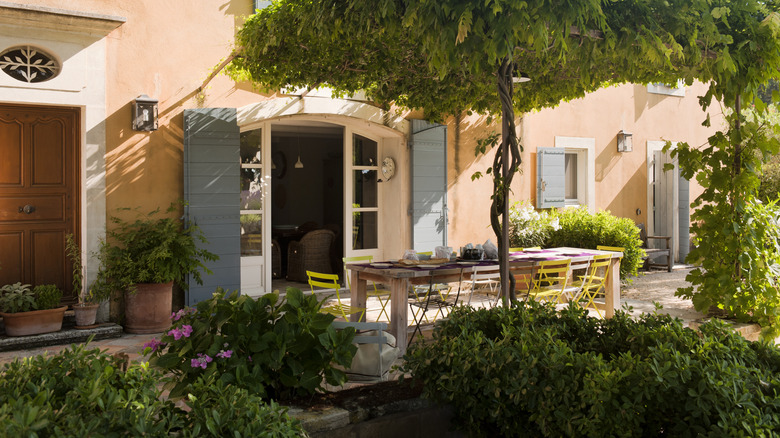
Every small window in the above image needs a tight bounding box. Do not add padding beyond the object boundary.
[647,80,685,97]
[0,46,60,83]
[564,152,578,202]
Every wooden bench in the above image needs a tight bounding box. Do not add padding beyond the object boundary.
[638,223,673,272]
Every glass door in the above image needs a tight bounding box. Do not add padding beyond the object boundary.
[239,125,271,295]
[346,130,380,260]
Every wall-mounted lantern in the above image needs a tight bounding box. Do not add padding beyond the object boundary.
[132,94,158,131]
[617,130,633,153]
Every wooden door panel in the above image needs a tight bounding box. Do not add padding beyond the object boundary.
[0,118,23,186]
[0,232,23,286]
[32,119,65,186]
[0,104,79,302]
[32,230,66,288]
[0,195,65,222]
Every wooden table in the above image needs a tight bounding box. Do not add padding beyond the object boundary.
[348,247,622,353]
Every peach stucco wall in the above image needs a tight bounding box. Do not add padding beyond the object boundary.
[445,82,723,250]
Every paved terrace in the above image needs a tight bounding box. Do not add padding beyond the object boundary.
[0,267,708,366]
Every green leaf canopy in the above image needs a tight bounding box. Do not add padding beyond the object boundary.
[230,0,780,118]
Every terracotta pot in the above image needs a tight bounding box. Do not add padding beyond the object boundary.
[0,306,67,337]
[124,282,173,334]
[73,303,100,328]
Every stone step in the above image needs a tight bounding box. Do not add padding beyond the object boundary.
[0,310,123,353]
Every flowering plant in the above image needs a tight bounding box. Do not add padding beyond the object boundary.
[508,201,559,248]
[145,287,357,400]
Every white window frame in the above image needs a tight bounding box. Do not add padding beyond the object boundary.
[554,136,595,212]
[647,80,685,97]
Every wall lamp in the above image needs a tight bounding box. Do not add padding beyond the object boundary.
[132,94,158,131]
[617,130,633,153]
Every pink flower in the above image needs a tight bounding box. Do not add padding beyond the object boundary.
[168,328,182,340]
[181,325,193,338]
[191,353,213,369]
[217,349,232,359]
[143,338,165,352]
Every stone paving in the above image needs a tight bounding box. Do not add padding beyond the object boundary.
[0,267,704,366]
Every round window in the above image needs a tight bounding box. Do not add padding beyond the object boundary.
[0,45,60,83]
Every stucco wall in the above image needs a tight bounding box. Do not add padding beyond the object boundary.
[445,82,724,251]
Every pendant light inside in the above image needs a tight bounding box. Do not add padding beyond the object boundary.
[294,129,304,169]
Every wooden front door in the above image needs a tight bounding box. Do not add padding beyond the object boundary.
[0,104,80,302]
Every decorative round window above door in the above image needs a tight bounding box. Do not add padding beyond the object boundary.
[0,45,60,83]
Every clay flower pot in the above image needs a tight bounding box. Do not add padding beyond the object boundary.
[73,303,100,328]
[0,306,67,337]
[124,282,173,334]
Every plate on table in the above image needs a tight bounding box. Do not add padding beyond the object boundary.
[523,248,544,253]
[370,263,393,268]
[422,264,442,269]
[457,261,478,265]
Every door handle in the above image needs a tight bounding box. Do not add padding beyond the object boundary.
[19,205,36,214]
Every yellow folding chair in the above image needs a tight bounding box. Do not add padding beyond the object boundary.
[307,270,365,321]
[596,245,623,288]
[574,254,612,317]
[526,259,572,304]
[343,256,391,321]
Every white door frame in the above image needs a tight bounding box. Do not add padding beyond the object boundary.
[646,140,679,261]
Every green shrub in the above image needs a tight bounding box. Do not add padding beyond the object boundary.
[508,201,559,248]
[0,342,182,436]
[181,376,305,437]
[402,303,780,437]
[0,343,307,437]
[147,287,357,400]
[33,284,62,310]
[545,207,645,278]
[0,283,36,313]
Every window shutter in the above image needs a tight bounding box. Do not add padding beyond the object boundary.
[410,120,447,251]
[536,147,565,208]
[254,1,271,11]
[183,108,241,305]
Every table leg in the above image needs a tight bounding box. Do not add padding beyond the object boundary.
[389,278,409,353]
[605,258,621,318]
[350,270,366,322]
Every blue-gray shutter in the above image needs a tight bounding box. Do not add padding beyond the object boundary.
[183,108,240,305]
[254,1,271,11]
[678,175,690,263]
[536,147,565,208]
[409,120,447,251]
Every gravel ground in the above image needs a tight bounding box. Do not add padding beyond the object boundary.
[621,267,707,326]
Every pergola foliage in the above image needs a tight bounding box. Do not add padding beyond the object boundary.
[229,0,780,333]
[231,0,780,117]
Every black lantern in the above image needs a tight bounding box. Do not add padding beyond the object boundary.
[132,94,158,131]
[617,130,633,153]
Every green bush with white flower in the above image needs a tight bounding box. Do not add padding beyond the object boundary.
[145,287,357,401]
[508,201,559,249]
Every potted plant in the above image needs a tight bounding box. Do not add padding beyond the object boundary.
[97,203,218,334]
[0,283,67,336]
[65,233,100,328]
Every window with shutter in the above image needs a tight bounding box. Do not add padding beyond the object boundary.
[536,147,565,209]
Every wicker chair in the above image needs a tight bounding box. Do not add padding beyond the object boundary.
[272,239,282,279]
[286,229,336,282]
